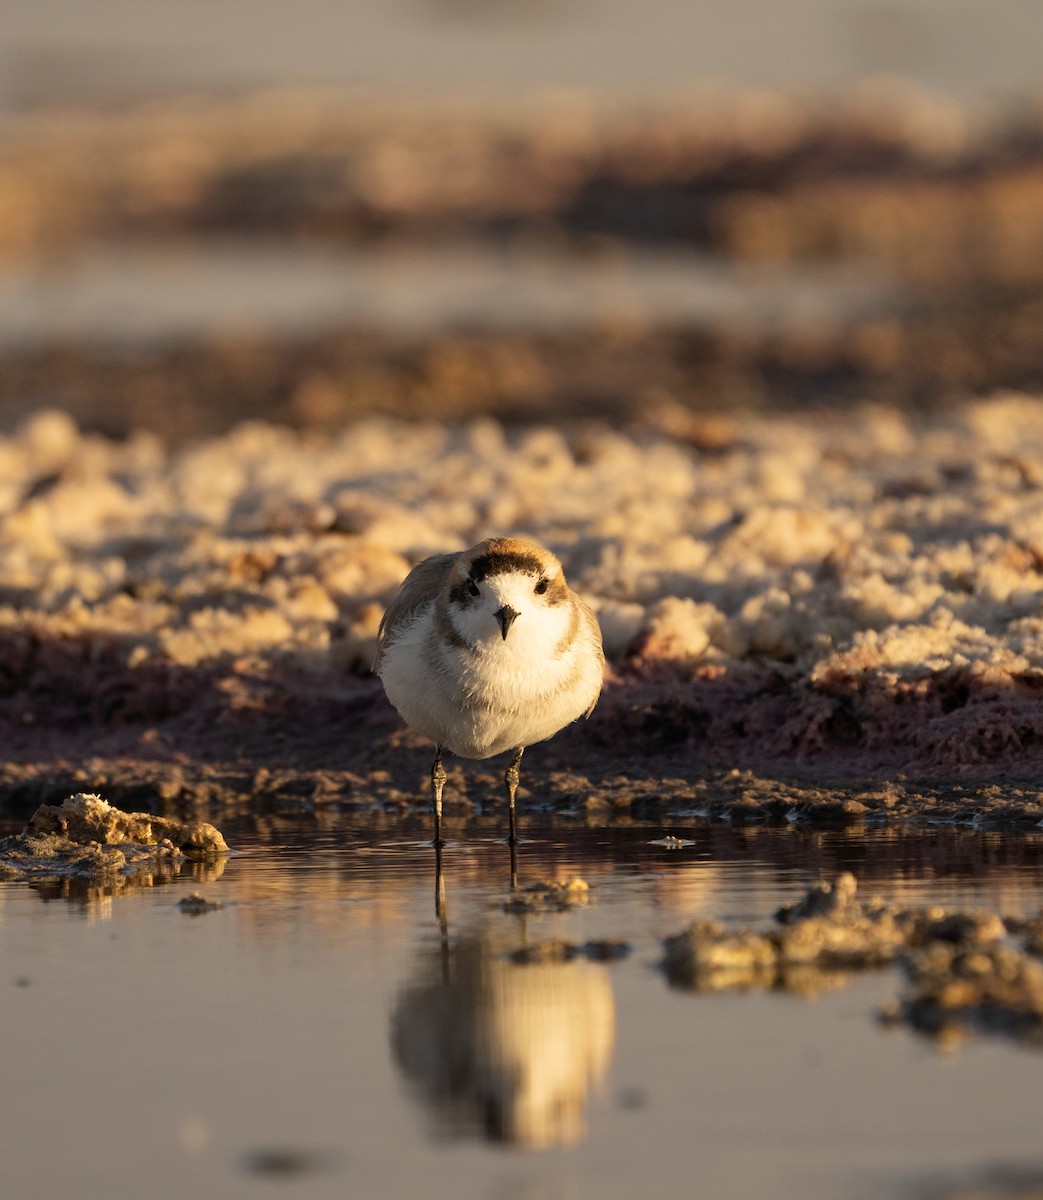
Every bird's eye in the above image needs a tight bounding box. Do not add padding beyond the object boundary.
[534,578,549,595]
[467,579,480,598]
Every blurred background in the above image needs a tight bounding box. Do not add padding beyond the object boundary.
[5,0,1043,105]
[3,0,1043,441]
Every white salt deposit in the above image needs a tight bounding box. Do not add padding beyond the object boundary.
[1,396,1042,694]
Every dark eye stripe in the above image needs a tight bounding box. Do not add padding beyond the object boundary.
[468,550,545,581]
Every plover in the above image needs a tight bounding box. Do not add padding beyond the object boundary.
[374,536,604,843]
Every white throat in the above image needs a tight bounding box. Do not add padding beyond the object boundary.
[451,571,569,658]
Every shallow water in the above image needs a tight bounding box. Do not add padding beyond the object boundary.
[0,239,894,346]
[3,816,1043,1200]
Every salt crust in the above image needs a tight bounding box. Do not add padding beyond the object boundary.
[0,793,228,880]
[1,397,1042,688]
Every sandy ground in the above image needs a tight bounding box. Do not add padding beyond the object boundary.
[2,397,1043,826]
[3,91,1043,825]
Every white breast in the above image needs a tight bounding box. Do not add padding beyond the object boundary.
[377,601,602,761]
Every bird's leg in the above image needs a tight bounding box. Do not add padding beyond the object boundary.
[509,832,518,893]
[431,746,447,847]
[434,836,448,924]
[433,837,451,981]
[505,745,525,845]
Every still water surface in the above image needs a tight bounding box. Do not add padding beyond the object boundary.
[0,239,894,346]
[2,816,1043,1200]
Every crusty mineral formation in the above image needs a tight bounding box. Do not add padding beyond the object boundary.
[665,872,1043,1048]
[0,793,228,880]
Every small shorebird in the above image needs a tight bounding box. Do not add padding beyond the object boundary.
[374,536,605,844]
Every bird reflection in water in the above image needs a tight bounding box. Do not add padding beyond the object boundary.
[391,847,616,1148]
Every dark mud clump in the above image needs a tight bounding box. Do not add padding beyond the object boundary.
[176,892,223,915]
[887,940,1043,1048]
[503,877,591,914]
[508,939,630,965]
[665,873,1043,1049]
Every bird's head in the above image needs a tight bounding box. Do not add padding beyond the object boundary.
[446,536,572,652]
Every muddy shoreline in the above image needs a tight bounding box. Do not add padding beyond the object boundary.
[3,669,1043,828]
[3,398,1043,827]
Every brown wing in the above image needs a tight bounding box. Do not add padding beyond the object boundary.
[575,594,606,717]
[373,552,460,672]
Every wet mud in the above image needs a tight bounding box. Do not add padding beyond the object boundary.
[3,676,1043,830]
[665,872,1043,1050]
